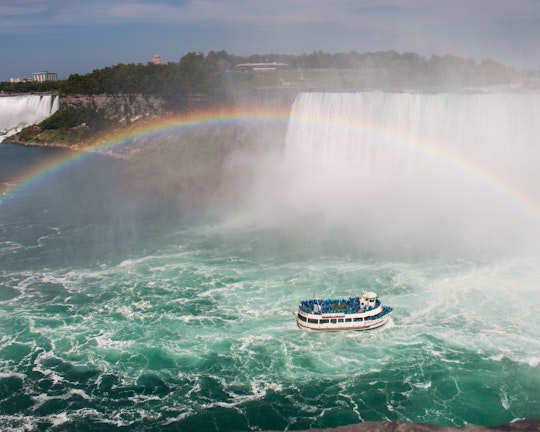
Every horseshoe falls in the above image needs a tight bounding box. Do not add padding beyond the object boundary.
[0,92,539,431]
[280,92,540,252]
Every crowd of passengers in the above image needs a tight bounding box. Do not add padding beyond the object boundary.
[299,297,381,315]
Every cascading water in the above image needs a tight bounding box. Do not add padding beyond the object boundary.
[0,94,59,142]
[278,92,540,251]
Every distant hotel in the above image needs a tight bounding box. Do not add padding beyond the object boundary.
[152,55,162,65]
[32,71,58,82]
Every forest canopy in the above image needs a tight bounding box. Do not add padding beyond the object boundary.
[1,50,520,96]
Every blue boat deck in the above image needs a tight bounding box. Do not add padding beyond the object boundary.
[299,297,382,315]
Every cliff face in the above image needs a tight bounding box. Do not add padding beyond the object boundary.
[59,93,208,124]
[59,88,300,125]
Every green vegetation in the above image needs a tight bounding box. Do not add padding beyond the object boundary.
[16,106,114,146]
[54,50,523,94]
[40,106,111,130]
[1,50,521,97]
[58,51,233,96]
[18,128,88,145]
[0,79,60,94]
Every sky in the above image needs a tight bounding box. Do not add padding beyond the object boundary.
[1,0,540,81]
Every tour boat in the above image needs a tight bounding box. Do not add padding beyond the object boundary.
[296,291,393,331]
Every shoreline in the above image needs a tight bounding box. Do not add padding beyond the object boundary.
[1,139,82,151]
[1,118,152,153]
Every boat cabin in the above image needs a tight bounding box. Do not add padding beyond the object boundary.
[360,292,378,309]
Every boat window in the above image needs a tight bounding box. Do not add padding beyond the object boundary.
[330,319,337,324]
[297,314,307,322]
[345,318,352,323]
[320,319,329,324]
[308,318,319,324]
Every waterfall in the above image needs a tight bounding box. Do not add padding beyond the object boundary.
[0,94,60,142]
[278,91,540,249]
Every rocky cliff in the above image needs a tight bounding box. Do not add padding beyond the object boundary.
[59,93,209,124]
[60,88,299,124]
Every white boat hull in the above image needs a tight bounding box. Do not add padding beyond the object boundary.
[296,310,392,332]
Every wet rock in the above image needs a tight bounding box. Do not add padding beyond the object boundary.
[280,419,540,432]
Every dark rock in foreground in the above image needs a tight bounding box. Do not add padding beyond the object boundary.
[278,419,540,432]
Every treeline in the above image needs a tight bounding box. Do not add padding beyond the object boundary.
[0,79,61,94]
[59,52,223,95]
[232,50,520,87]
[1,50,520,96]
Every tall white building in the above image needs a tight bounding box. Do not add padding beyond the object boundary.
[32,71,58,82]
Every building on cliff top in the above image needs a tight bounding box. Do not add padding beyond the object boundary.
[32,71,58,82]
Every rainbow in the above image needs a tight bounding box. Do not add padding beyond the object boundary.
[1,104,540,226]
[0,107,291,203]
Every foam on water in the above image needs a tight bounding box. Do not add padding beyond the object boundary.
[1,225,538,430]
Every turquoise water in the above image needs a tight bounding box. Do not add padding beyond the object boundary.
[0,142,539,431]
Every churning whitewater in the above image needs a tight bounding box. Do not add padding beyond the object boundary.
[0,92,539,431]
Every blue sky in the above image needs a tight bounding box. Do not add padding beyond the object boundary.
[1,0,539,81]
